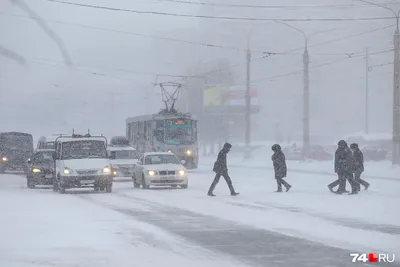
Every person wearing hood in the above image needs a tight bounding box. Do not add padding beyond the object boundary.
[328,140,358,194]
[350,143,370,191]
[271,144,292,192]
[207,143,239,197]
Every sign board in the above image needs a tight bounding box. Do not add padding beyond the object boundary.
[203,85,259,114]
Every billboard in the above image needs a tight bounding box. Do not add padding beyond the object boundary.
[203,85,260,114]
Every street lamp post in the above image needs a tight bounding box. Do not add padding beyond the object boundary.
[243,23,271,159]
[355,0,400,165]
[273,21,337,156]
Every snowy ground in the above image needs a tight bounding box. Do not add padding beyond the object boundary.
[1,160,399,267]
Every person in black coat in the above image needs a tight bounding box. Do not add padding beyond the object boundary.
[328,140,359,194]
[271,144,292,192]
[207,143,239,197]
[350,143,370,191]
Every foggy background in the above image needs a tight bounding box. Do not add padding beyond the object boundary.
[0,0,395,144]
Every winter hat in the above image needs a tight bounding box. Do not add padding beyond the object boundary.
[223,143,232,150]
[272,144,281,152]
[350,143,358,149]
[338,140,347,147]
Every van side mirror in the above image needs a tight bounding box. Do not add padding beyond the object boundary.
[136,160,142,165]
[27,159,31,164]
[181,160,186,165]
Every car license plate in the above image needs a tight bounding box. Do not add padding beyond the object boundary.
[81,180,95,184]
[45,174,53,179]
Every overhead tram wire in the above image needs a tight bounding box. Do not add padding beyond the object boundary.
[43,0,395,22]
[1,12,393,57]
[149,0,400,9]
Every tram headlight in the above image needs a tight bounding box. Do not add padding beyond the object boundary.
[186,150,192,156]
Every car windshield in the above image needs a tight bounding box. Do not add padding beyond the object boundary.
[46,142,55,149]
[32,151,53,164]
[61,140,107,160]
[144,154,180,165]
[112,150,140,159]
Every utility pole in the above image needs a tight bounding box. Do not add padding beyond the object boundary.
[244,40,251,159]
[303,47,310,155]
[393,25,400,165]
[365,48,369,134]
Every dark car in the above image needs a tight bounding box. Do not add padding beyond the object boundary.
[26,149,55,188]
[0,132,34,174]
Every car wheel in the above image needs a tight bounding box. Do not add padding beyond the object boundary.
[100,186,105,191]
[181,184,188,189]
[132,174,140,188]
[94,186,100,191]
[53,179,59,192]
[27,179,35,189]
[58,181,65,194]
[141,175,149,189]
[0,166,5,174]
[106,182,112,193]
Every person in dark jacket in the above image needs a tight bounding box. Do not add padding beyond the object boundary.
[271,144,292,192]
[207,143,239,197]
[350,143,370,191]
[328,140,359,194]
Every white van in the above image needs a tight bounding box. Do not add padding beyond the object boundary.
[53,133,114,193]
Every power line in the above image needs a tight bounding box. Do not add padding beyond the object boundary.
[150,0,400,9]
[177,25,395,80]
[2,11,391,57]
[216,49,394,87]
[369,61,394,68]
[44,0,396,22]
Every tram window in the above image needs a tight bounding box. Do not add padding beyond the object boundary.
[153,130,164,143]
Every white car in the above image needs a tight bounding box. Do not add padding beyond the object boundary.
[108,145,141,177]
[133,152,188,189]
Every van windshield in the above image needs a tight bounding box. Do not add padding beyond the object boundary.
[61,140,107,160]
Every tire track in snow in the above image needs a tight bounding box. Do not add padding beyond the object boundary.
[77,191,389,267]
[224,200,400,235]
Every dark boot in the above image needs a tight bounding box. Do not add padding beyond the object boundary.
[365,183,370,191]
[327,185,335,193]
[231,192,240,196]
[286,185,292,192]
[207,192,216,197]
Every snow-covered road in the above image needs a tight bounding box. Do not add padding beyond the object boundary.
[1,163,399,267]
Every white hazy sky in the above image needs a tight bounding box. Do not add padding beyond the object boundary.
[0,0,397,142]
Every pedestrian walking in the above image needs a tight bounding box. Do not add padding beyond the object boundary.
[328,140,359,194]
[350,143,370,191]
[271,144,292,192]
[207,143,239,197]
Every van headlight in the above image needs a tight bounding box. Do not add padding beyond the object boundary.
[2,157,7,161]
[148,170,158,176]
[63,168,72,175]
[32,168,41,173]
[186,150,192,155]
[178,170,185,176]
[102,167,111,174]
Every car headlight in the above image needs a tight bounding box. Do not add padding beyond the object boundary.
[178,170,185,176]
[167,149,172,153]
[32,168,41,173]
[186,150,192,155]
[63,168,71,175]
[2,157,7,161]
[148,170,157,176]
[102,167,111,174]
